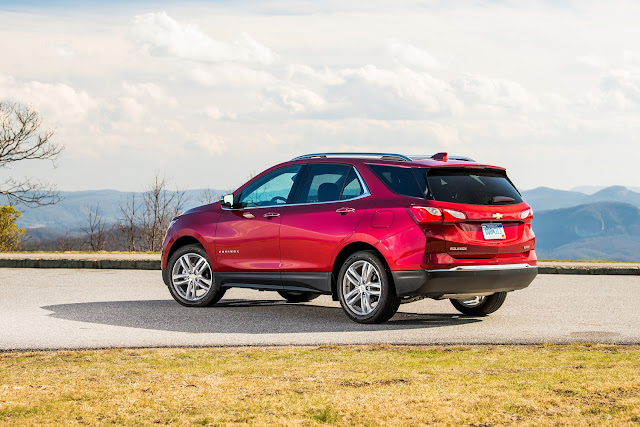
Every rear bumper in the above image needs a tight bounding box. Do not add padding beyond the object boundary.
[392,263,537,297]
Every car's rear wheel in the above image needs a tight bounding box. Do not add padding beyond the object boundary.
[277,291,320,303]
[167,244,225,307]
[450,292,507,315]
[337,251,400,324]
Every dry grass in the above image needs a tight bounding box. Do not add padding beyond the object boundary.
[1,345,639,425]
[11,250,160,255]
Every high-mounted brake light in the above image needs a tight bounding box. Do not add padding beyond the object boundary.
[408,206,442,223]
[443,208,467,222]
[431,152,448,162]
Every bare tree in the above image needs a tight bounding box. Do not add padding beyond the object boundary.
[116,193,140,252]
[81,204,108,251]
[140,174,188,252]
[198,188,220,205]
[57,229,83,252]
[0,101,62,206]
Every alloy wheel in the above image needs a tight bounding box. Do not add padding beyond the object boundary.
[341,260,382,316]
[171,253,213,301]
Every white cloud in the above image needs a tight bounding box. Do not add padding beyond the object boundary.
[339,64,462,115]
[454,74,535,110]
[190,131,226,155]
[203,106,236,120]
[49,42,76,58]
[119,97,145,122]
[386,38,442,69]
[122,82,178,108]
[131,12,277,65]
[187,64,276,87]
[287,64,345,86]
[0,73,97,124]
[272,83,327,113]
[580,54,607,69]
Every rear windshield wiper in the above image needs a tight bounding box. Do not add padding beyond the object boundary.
[490,196,515,204]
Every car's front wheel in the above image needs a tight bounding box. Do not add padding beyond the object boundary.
[167,244,225,307]
[450,292,507,316]
[337,251,400,324]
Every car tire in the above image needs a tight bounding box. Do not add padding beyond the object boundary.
[337,251,400,324]
[167,244,225,307]
[277,291,321,303]
[450,292,507,316]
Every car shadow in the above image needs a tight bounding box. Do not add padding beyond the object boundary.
[41,298,481,334]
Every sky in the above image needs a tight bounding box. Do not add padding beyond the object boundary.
[1,0,639,192]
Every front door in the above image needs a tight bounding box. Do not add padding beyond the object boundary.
[215,165,303,287]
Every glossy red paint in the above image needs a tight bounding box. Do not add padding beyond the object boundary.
[162,155,536,289]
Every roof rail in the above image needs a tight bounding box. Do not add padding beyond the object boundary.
[292,152,412,162]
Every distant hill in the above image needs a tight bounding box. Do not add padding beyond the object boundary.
[522,185,640,212]
[571,185,640,194]
[533,202,640,261]
[0,189,226,230]
[521,187,588,211]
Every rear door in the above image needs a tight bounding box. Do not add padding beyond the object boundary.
[424,168,534,258]
[279,164,369,290]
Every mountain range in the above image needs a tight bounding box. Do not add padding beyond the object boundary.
[521,186,640,212]
[0,189,227,230]
[2,185,639,262]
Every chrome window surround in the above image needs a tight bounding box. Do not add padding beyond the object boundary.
[221,165,371,210]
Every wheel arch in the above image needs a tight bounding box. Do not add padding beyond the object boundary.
[167,235,205,266]
[330,241,393,300]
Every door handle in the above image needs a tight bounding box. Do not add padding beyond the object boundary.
[336,207,355,215]
[263,212,281,219]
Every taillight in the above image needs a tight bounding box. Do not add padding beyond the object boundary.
[407,206,442,223]
[520,208,533,220]
[443,208,467,222]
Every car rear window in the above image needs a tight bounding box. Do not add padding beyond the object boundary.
[425,168,523,205]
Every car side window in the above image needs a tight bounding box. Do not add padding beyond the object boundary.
[238,165,302,207]
[298,164,351,204]
[340,168,365,200]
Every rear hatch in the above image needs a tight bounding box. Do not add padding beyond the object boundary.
[423,167,534,258]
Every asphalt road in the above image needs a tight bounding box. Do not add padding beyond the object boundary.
[1,268,638,350]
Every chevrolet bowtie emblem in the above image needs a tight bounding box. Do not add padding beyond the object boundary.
[492,213,503,219]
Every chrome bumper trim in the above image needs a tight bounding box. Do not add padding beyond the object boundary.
[426,263,534,273]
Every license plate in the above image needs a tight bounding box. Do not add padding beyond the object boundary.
[482,223,506,240]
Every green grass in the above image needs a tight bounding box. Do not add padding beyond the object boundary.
[1,345,639,425]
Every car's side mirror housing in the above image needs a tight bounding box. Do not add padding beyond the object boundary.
[222,193,235,208]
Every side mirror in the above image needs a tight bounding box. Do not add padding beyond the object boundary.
[222,193,235,208]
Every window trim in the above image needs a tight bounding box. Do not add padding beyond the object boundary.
[221,164,371,210]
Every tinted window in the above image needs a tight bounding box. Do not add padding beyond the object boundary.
[368,164,424,198]
[426,169,523,205]
[299,164,350,203]
[238,165,302,207]
[341,169,365,200]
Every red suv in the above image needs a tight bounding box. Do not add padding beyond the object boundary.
[161,153,537,323]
